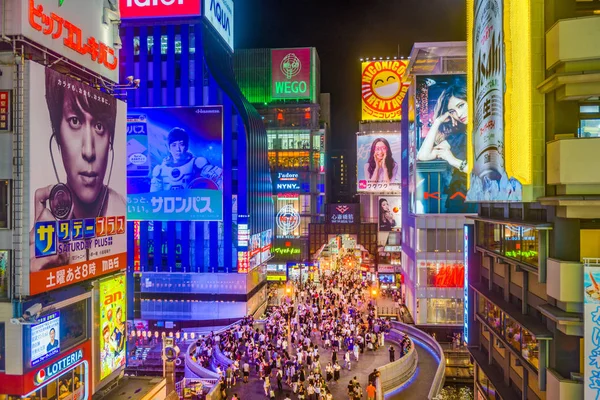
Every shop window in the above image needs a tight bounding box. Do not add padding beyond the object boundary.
[504,315,522,352]
[0,180,9,228]
[521,328,539,369]
[60,300,88,351]
[426,298,463,324]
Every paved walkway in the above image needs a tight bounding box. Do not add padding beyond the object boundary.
[386,338,439,399]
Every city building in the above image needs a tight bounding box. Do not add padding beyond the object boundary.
[234,48,328,281]
[0,0,164,398]
[356,57,409,292]
[400,42,474,333]
[119,0,274,333]
[329,149,355,203]
[463,1,600,399]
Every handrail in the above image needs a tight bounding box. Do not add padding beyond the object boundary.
[389,321,446,400]
[376,329,418,399]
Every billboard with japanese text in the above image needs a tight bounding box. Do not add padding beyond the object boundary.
[357,133,401,193]
[28,62,127,296]
[378,196,401,232]
[272,48,312,100]
[0,0,120,81]
[127,106,223,221]
[361,60,409,121]
[584,264,600,399]
[414,75,476,214]
[99,273,126,381]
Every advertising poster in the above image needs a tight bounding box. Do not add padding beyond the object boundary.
[414,75,476,214]
[28,62,127,296]
[468,0,522,201]
[378,196,401,232]
[272,48,312,99]
[261,229,273,263]
[127,106,223,221]
[361,60,409,121]
[585,265,600,399]
[99,274,126,381]
[327,204,359,225]
[357,133,401,192]
[30,312,60,367]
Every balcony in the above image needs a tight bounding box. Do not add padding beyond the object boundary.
[539,15,600,100]
[543,137,600,218]
[546,258,582,302]
[546,369,583,400]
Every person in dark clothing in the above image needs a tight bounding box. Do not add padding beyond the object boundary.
[389,345,395,362]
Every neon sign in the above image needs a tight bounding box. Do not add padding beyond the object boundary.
[34,348,83,386]
[464,226,469,344]
[276,205,300,235]
[272,49,311,99]
[273,247,301,256]
[504,250,538,259]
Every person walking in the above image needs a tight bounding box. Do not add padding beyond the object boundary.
[389,345,396,362]
[366,381,376,400]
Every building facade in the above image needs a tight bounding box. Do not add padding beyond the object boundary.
[463,1,600,399]
[329,149,355,203]
[234,48,328,281]
[399,42,475,333]
[120,1,275,329]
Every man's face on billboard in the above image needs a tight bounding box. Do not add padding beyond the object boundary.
[169,140,187,162]
[59,92,110,204]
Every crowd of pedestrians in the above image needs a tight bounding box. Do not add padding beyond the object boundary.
[189,266,412,399]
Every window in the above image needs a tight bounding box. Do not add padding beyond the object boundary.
[579,104,600,137]
[60,300,88,351]
[426,298,463,324]
[521,328,539,369]
[504,315,522,352]
[0,322,4,371]
[486,300,503,336]
[0,180,9,228]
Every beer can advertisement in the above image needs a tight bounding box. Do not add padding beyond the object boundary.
[468,0,523,201]
[99,274,126,381]
[356,133,401,193]
[28,61,127,296]
[126,106,224,221]
[414,75,476,214]
[361,60,409,121]
[272,48,312,100]
[377,196,401,232]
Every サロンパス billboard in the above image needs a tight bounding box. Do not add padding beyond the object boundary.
[28,62,127,296]
[357,133,401,193]
[378,196,401,232]
[99,274,126,381]
[361,60,409,121]
[127,106,223,221]
[272,48,312,99]
[414,75,476,214]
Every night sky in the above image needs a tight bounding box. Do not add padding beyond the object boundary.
[235,0,466,153]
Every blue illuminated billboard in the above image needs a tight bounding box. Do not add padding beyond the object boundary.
[127,106,223,221]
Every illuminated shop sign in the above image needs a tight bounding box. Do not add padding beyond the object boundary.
[0,91,11,131]
[203,0,234,52]
[276,205,301,235]
[275,172,301,192]
[361,60,409,121]
[277,193,299,201]
[237,215,249,251]
[272,48,312,99]
[276,182,301,192]
[278,172,298,181]
[464,226,469,344]
[504,250,538,259]
[34,348,83,386]
[273,247,301,256]
[119,0,202,19]
[237,251,249,274]
[327,204,359,224]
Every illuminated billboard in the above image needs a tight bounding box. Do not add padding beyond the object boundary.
[357,133,401,193]
[119,0,202,19]
[272,48,312,99]
[467,0,539,201]
[30,312,60,367]
[585,264,600,399]
[378,196,401,232]
[99,274,126,381]
[127,106,223,221]
[327,204,359,225]
[414,75,476,214]
[28,62,127,296]
[203,0,234,52]
[361,60,409,121]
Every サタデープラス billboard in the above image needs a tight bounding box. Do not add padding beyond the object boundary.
[357,133,401,193]
[127,106,223,221]
[414,75,476,214]
[361,60,409,121]
[272,48,312,99]
[99,273,126,381]
[378,196,401,232]
[468,0,523,201]
[28,62,127,296]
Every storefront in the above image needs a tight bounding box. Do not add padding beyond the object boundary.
[414,260,465,325]
[0,341,91,400]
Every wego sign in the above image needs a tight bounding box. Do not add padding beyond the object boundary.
[361,60,409,121]
[272,48,312,99]
[119,0,201,19]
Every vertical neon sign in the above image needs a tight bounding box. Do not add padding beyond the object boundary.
[464,225,469,344]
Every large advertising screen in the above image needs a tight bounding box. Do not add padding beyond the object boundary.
[414,75,476,214]
[357,133,401,193]
[361,60,409,121]
[30,312,60,367]
[28,62,127,296]
[585,265,600,399]
[467,0,523,202]
[272,48,312,100]
[378,196,401,232]
[99,274,126,381]
[127,106,223,221]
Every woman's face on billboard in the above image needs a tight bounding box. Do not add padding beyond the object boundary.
[381,200,389,212]
[59,92,110,204]
[447,96,468,125]
[374,141,388,161]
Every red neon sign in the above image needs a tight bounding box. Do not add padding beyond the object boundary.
[28,0,118,72]
[119,0,202,19]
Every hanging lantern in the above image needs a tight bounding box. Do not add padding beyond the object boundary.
[277,111,284,121]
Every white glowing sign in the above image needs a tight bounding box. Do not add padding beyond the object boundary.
[276,205,300,235]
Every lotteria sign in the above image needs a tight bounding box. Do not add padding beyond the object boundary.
[272,48,312,99]
[203,0,234,52]
[119,0,202,19]
[34,349,83,386]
